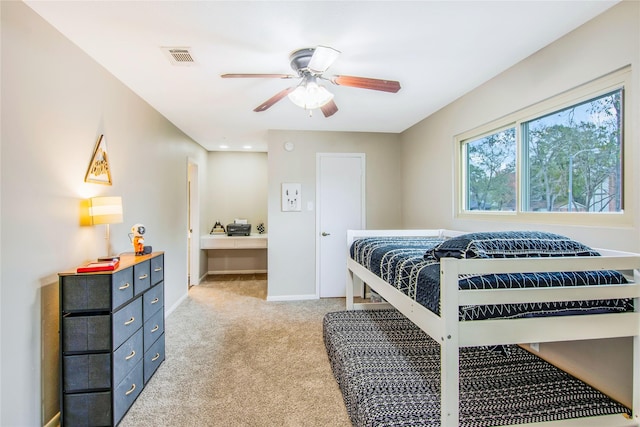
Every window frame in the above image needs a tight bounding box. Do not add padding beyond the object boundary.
[455,67,631,227]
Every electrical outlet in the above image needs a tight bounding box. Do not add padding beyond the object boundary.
[530,342,540,352]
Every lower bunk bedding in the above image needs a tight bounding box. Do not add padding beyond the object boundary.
[323,309,631,427]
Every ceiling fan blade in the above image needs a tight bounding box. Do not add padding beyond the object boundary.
[221,73,295,79]
[308,46,340,74]
[331,75,401,93]
[321,99,338,118]
[253,87,295,112]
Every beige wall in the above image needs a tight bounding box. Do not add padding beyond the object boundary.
[204,151,268,232]
[202,152,268,274]
[267,130,402,299]
[1,2,208,425]
[400,0,639,407]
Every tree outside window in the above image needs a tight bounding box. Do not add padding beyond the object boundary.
[466,128,516,211]
[523,89,622,213]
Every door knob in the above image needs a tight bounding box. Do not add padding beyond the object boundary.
[321,232,331,236]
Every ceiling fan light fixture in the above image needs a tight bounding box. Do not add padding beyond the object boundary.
[288,79,334,110]
[307,45,341,73]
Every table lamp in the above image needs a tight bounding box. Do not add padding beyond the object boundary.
[88,196,123,259]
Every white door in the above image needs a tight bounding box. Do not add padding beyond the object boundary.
[317,153,365,297]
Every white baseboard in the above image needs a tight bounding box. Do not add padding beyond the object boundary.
[165,292,188,317]
[266,294,318,301]
[206,269,267,275]
[44,412,60,427]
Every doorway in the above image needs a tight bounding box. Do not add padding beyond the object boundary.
[187,159,199,288]
[316,153,365,298]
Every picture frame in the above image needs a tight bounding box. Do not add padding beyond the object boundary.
[281,183,301,211]
[85,134,112,185]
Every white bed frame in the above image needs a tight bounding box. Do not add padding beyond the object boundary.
[345,229,640,427]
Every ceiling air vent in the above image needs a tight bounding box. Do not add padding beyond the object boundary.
[162,47,195,66]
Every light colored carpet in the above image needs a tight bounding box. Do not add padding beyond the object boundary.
[119,274,352,427]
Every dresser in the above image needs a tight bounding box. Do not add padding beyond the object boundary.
[59,252,165,426]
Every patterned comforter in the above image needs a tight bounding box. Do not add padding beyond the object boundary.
[324,309,631,427]
[350,236,632,321]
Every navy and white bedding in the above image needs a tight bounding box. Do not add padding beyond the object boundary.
[350,231,633,321]
[324,310,631,427]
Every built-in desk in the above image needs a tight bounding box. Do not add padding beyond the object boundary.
[200,234,268,249]
[201,234,268,275]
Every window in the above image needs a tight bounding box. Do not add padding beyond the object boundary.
[465,127,516,211]
[522,90,622,213]
[458,68,629,225]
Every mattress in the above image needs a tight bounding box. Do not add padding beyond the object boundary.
[349,236,632,321]
[323,309,630,427]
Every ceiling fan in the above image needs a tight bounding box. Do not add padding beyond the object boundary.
[221,46,401,117]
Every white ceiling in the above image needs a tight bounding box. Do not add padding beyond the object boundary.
[25,1,619,152]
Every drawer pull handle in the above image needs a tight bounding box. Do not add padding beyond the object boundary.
[125,383,136,396]
[152,352,160,362]
[124,317,135,326]
[154,267,162,272]
[151,325,159,333]
[151,297,159,304]
[125,350,136,360]
[138,274,148,280]
[119,283,131,290]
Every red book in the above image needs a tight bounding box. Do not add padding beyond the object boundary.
[77,260,120,273]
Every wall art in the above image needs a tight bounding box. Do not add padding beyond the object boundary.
[85,134,112,185]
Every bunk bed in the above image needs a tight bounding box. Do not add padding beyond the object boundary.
[336,229,640,427]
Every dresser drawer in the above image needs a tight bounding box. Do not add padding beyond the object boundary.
[113,328,143,387]
[144,332,165,384]
[113,360,143,426]
[62,391,111,427]
[61,275,110,312]
[150,255,164,285]
[63,315,111,352]
[61,267,134,313]
[63,298,142,353]
[111,267,134,309]
[143,309,164,352]
[143,283,163,319]
[133,260,151,295]
[112,297,142,350]
[63,353,110,392]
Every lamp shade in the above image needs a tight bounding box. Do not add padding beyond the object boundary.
[288,78,334,110]
[89,196,123,225]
